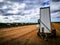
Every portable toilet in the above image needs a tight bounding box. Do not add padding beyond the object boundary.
[37,7,56,38]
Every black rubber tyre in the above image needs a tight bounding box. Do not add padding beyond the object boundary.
[37,32,40,36]
[51,29,56,38]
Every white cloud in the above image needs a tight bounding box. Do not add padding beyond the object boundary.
[50,1,60,21]
[0,2,26,14]
[7,10,19,14]
[23,10,31,14]
[5,3,26,14]
[2,5,8,9]
[50,2,60,11]
[0,15,9,23]
[0,0,60,23]
[51,12,60,18]
[0,6,40,23]
[0,0,4,2]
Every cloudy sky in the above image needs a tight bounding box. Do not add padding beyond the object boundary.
[0,0,60,23]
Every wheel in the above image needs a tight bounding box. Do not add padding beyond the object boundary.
[37,32,40,36]
[51,29,56,38]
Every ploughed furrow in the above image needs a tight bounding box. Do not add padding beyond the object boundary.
[0,25,36,44]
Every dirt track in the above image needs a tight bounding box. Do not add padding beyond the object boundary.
[0,23,60,45]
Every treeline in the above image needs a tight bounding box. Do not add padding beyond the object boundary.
[0,23,37,28]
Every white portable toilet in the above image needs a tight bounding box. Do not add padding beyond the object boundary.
[40,7,51,34]
[37,7,56,39]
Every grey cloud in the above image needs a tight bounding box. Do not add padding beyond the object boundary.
[4,13,15,16]
[0,9,12,16]
[6,0,24,3]
[51,10,60,13]
[14,18,20,20]
[52,0,60,2]
[50,1,60,13]
[0,1,13,8]
[0,2,6,8]
[0,0,48,16]
[56,16,60,18]
[0,9,5,13]
[24,0,41,4]
[3,12,26,16]
[3,17,8,19]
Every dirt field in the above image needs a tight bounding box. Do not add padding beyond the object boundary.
[0,23,60,45]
